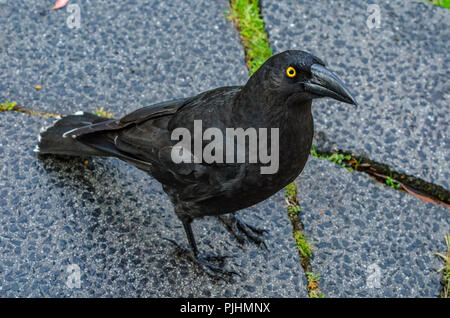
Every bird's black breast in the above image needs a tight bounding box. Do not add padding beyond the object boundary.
[169,101,314,217]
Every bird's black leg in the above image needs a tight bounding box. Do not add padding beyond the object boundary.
[167,219,237,280]
[218,214,268,248]
[182,221,200,256]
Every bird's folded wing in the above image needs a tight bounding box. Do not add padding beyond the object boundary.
[119,97,194,125]
[64,97,194,139]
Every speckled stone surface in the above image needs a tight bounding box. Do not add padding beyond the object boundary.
[261,0,450,189]
[0,110,308,297]
[296,157,448,297]
[0,0,248,117]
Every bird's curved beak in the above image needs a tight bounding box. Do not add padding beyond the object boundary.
[305,64,359,107]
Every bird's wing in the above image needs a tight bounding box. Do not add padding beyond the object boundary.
[109,86,243,167]
[63,97,194,139]
[58,97,195,172]
[119,97,195,125]
[73,87,247,204]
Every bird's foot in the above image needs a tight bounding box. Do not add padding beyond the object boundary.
[218,214,268,249]
[189,253,239,281]
[163,238,238,280]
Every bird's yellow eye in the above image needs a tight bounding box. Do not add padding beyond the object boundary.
[286,66,296,78]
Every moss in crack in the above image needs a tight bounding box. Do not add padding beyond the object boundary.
[385,175,401,189]
[0,101,17,111]
[435,235,449,298]
[285,182,301,217]
[284,183,323,297]
[228,0,273,75]
[426,0,450,8]
[0,101,60,118]
[311,144,353,170]
[294,231,312,258]
[93,107,115,119]
[305,272,325,298]
[311,145,450,207]
[1,101,116,120]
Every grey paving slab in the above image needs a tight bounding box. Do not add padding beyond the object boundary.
[262,0,450,189]
[0,0,248,117]
[296,156,449,297]
[0,111,307,297]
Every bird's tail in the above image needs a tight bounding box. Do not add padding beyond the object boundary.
[35,111,110,157]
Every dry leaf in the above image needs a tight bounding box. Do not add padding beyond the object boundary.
[400,183,449,208]
[370,171,449,209]
[307,280,318,290]
[52,0,70,10]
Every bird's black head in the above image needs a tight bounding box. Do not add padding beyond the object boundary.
[244,50,358,109]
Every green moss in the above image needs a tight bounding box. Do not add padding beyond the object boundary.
[310,144,353,169]
[435,235,449,298]
[285,182,302,217]
[385,176,401,189]
[287,204,301,217]
[294,231,312,258]
[427,0,450,8]
[0,101,17,112]
[228,0,273,75]
[0,101,61,118]
[285,182,297,201]
[93,107,115,119]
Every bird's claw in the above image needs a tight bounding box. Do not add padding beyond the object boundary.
[162,237,239,281]
[162,237,186,251]
[218,215,268,249]
[191,255,239,281]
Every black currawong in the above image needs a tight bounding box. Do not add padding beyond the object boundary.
[36,50,358,279]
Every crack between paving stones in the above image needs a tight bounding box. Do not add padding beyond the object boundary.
[0,104,60,118]
[311,146,450,208]
[285,183,323,297]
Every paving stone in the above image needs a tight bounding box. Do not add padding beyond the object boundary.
[296,157,449,297]
[0,0,248,117]
[0,111,308,297]
[262,0,450,189]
